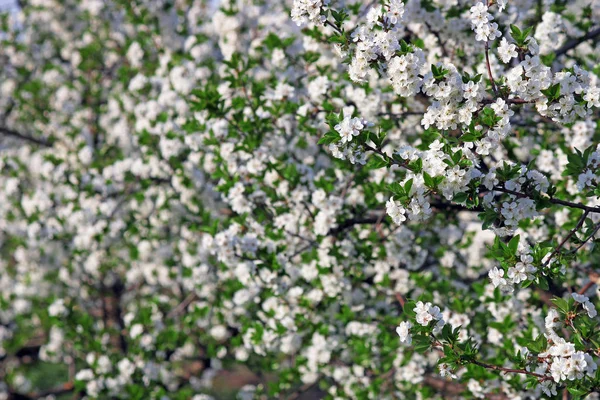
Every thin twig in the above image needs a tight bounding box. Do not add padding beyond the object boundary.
[472,360,550,381]
[395,293,406,309]
[363,143,414,172]
[578,281,595,296]
[424,22,449,58]
[340,170,358,199]
[543,211,589,267]
[286,381,320,400]
[569,222,600,255]
[555,27,600,57]
[493,186,600,214]
[8,382,74,400]
[0,126,51,147]
[327,215,381,236]
[484,41,498,96]
[324,20,343,35]
[167,292,197,319]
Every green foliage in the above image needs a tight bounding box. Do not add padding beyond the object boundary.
[509,25,534,47]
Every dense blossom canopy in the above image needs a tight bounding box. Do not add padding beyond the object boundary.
[0,0,600,399]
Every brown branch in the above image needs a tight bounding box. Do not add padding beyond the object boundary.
[286,242,315,260]
[431,202,483,213]
[423,374,509,399]
[543,211,589,267]
[423,22,449,58]
[550,198,600,214]
[423,375,466,397]
[107,280,128,354]
[471,360,551,381]
[362,143,415,172]
[285,381,320,400]
[578,281,595,296]
[302,201,316,221]
[0,126,51,147]
[570,222,600,255]
[378,111,424,117]
[286,230,318,245]
[483,0,498,96]
[555,27,600,57]
[395,293,406,307]
[327,215,381,236]
[578,272,600,295]
[167,292,198,319]
[484,41,498,96]
[324,19,343,35]
[480,98,533,107]
[8,382,74,400]
[340,170,359,199]
[375,208,386,238]
[493,186,600,214]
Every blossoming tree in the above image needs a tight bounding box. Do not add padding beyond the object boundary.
[0,0,600,399]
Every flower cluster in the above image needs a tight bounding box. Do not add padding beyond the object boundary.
[576,146,600,191]
[542,309,598,391]
[572,293,598,318]
[345,0,408,83]
[488,267,512,293]
[387,49,425,97]
[469,2,501,42]
[334,109,370,144]
[396,321,412,344]
[291,0,328,26]
[414,301,445,329]
[546,340,597,384]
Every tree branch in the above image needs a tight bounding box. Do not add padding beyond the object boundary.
[363,143,415,171]
[0,126,51,147]
[471,360,551,381]
[8,382,74,400]
[570,222,600,256]
[167,292,197,319]
[493,186,600,214]
[327,215,381,236]
[324,19,343,35]
[484,41,498,96]
[543,211,589,267]
[555,27,600,57]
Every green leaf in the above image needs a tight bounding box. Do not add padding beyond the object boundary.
[528,334,548,353]
[451,150,462,165]
[508,235,520,255]
[367,156,389,170]
[480,107,500,127]
[403,300,417,318]
[412,335,431,354]
[263,33,283,50]
[328,34,346,44]
[404,178,414,194]
[541,83,561,102]
[322,101,335,112]
[408,158,423,173]
[318,131,341,145]
[431,64,449,81]
[423,171,435,188]
[567,387,589,397]
[479,209,498,230]
[510,25,522,40]
[388,182,406,199]
[453,192,468,203]
[552,297,570,314]
[460,131,481,142]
